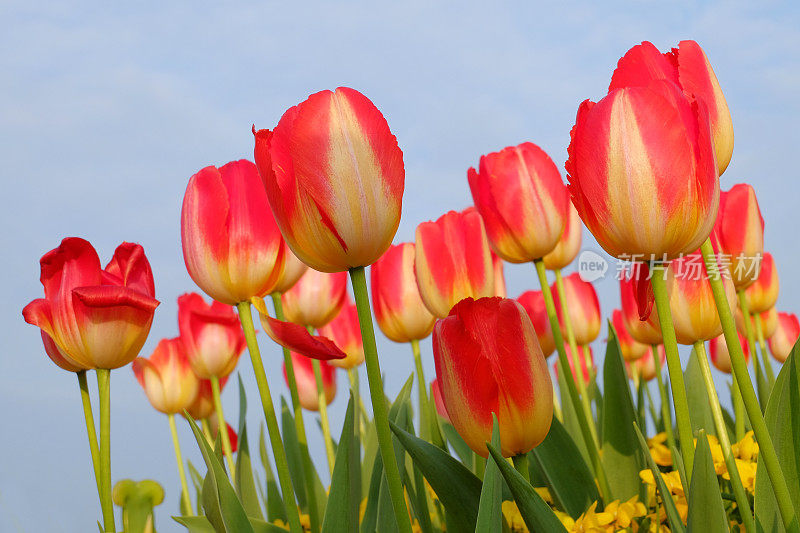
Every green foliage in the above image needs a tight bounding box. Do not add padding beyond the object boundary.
[688,430,728,531]
[475,415,503,533]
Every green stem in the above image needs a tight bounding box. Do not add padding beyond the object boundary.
[732,378,745,441]
[350,266,413,533]
[700,238,797,530]
[648,261,695,477]
[643,382,660,433]
[96,369,116,532]
[168,414,193,515]
[348,367,366,444]
[311,357,336,474]
[201,418,213,445]
[512,454,530,483]
[754,311,776,387]
[651,344,676,452]
[271,293,320,533]
[237,302,303,533]
[77,371,102,500]
[693,342,754,532]
[738,290,769,412]
[210,375,236,481]
[533,259,611,501]
[410,339,431,441]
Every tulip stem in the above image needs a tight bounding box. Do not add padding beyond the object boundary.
[739,289,769,411]
[700,238,798,530]
[311,357,336,475]
[754,313,776,386]
[271,293,321,533]
[210,375,236,482]
[512,454,530,483]
[410,339,431,440]
[732,379,745,441]
[648,261,695,477]
[350,266,413,533]
[77,371,102,501]
[236,302,303,533]
[168,414,193,515]
[651,345,676,453]
[533,259,611,501]
[692,341,755,532]
[96,369,116,532]
[348,367,366,444]
[555,269,595,377]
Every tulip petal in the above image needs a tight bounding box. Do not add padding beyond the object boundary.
[104,242,156,297]
[609,41,678,92]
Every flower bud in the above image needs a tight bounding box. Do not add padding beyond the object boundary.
[744,252,778,314]
[281,269,348,328]
[611,309,648,362]
[132,338,199,415]
[627,345,665,382]
[543,203,582,270]
[768,312,799,363]
[712,184,764,290]
[709,333,750,374]
[516,290,555,358]
[552,272,601,345]
[317,298,364,369]
[178,293,245,379]
[284,353,336,411]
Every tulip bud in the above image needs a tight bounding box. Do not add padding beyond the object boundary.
[433,297,553,457]
[370,243,435,343]
[611,309,648,362]
[317,298,364,369]
[627,345,666,382]
[254,87,404,273]
[181,160,286,305]
[552,272,601,345]
[415,209,495,318]
[712,184,764,290]
[567,79,719,260]
[735,305,777,338]
[284,353,336,411]
[516,290,555,358]
[620,267,663,345]
[185,379,225,420]
[492,251,507,298]
[431,378,451,424]
[132,338,200,414]
[178,293,245,379]
[281,269,348,329]
[553,344,594,386]
[467,143,569,263]
[543,203,583,270]
[769,312,800,363]
[744,252,779,314]
[271,247,308,295]
[709,332,750,373]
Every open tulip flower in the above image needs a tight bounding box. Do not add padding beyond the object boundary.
[281,268,348,329]
[516,290,556,358]
[769,312,800,363]
[317,297,364,369]
[744,252,779,314]
[285,352,337,411]
[712,184,765,290]
[551,272,601,345]
[543,202,582,270]
[178,293,245,379]
[611,309,648,362]
[627,344,666,382]
[132,337,200,415]
[709,332,750,373]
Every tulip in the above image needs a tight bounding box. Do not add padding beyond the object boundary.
[433,297,553,458]
[431,378,451,424]
[23,238,159,370]
[769,313,800,363]
[415,209,495,318]
[370,242,435,343]
[551,272,601,345]
[281,269,348,329]
[285,352,336,411]
[178,293,245,379]
[620,267,662,346]
[744,252,778,314]
[543,203,582,270]
[317,298,364,369]
[516,290,556,358]
[709,332,750,373]
[566,79,719,260]
[41,331,87,372]
[253,87,404,273]
[467,143,569,263]
[712,184,764,290]
[666,250,737,344]
[185,379,225,420]
[271,247,308,295]
[132,338,200,415]
[181,159,286,305]
[553,344,594,386]
[627,345,666,382]
[736,306,778,338]
[492,251,507,298]
[609,40,734,175]
[611,310,648,362]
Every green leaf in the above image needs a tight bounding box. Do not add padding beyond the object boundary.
[687,430,728,531]
[360,451,384,533]
[531,416,600,518]
[475,415,503,533]
[235,423,264,519]
[237,373,248,436]
[322,395,359,533]
[684,348,715,436]
[258,425,286,522]
[173,515,290,532]
[633,423,685,533]
[441,422,472,465]
[279,398,307,511]
[556,358,590,466]
[188,461,205,515]
[486,444,567,533]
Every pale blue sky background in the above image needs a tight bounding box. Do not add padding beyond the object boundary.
[2,1,799,531]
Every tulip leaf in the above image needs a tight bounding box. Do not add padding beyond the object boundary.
[633,423,686,533]
[475,415,503,533]
[188,461,205,515]
[441,422,473,465]
[235,423,264,519]
[688,430,728,531]
[173,515,290,532]
[238,373,248,436]
[485,444,567,533]
[279,398,307,511]
[556,358,590,466]
[531,416,600,518]
[321,395,359,532]
[258,425,287,522]
[684,347,715,436]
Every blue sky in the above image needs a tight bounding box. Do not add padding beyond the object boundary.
[2,1,799,531]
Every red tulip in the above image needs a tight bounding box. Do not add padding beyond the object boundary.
[23,238,159,369]
[611,309,648,362]
[627,345,666,382]
[370,243,435,343]
[433,297,553,458]
[609,40,734,175]
[566,79,719,260]
[284,352,337,411]
[769,312,800,363]
[254,87,404,273]
[415,209,495,318]
[431,378,451,424]
[744,252,779,314]
[712,184,765,290]
[736,306,778,339]
[281,269,348,329]
[317,298,364,369]
[516,290,555,358]
[553,344,594,386]
[271,248,308,295]
[543,203,582,270]
[620,265,662,346]
[552,272,601,345]
[185,378,226,420]
[467,142,569,263]
[178,293,245,379]
[709,332,750,373]
[132,338,200,414]
[40,331,87,372]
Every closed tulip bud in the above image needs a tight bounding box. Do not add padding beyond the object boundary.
[709,332,750,373]
[552,272,601,344]
[735,305,778,338]
[281,269,348,328]
[744,252,778,314]
[271,247,308,295]
[666,251,737,344]
[516,290,556,358]
[492,251,507,298]
[415,209,495,318]
[181,160,286,305]
[431,378,451,424]
[553,344,594,386]
[620,267,663,345]
[132,338,200,414]
[627,345,666,382]
[23,238,159,370]
[769,312,800,363]
[610,40,734,175]
[285,352,336,411]
[611,310,648,362]
[370,243,435,343]
[468,143,569,263]
[713,184,764,290]
[254,87,404,273]
[567,79,719,260]
[185,379,224,420]
[433,297,553,458]
[543,203,582,270]
[178,293,245,379]
[317,298,364,369]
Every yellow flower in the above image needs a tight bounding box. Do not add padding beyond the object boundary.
[647,433,673,467]
[733,431,759,462]
[569,497,648,532]
[722,458,758,493]
[502,500,529,532]
[535,486,554,505]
